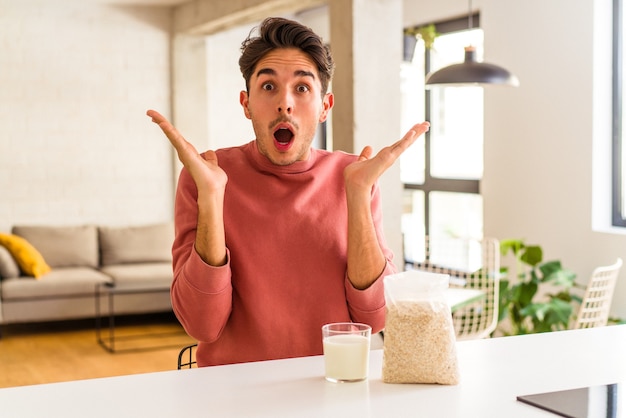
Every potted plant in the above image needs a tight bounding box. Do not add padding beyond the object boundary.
[403,24,438,61]
[496,239,582,335]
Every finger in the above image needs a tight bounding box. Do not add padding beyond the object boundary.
[146,109,166,124]
[390,122,431,154]
[147,109,197,162]
[147,110,182,142]
[402,122,430,144]
[371,122,430,172]
[357,146,373,161]
[147,109,175,136]
[204,150,218,164]
[409,121,430,138]
[147,110,181,141]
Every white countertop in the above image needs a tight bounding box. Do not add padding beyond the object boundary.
[1,325,625,417]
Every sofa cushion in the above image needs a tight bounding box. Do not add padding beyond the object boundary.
[0,245,20,279]
[1,267,112,300]
[0,233,51,278]
[12,225,99,268]
[99,222,173,266]
[99,263,173,286]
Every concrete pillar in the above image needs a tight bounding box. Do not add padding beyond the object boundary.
[329,0,405,269]
[171,33,210,175]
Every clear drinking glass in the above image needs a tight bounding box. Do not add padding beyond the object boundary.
[322,322,371,383]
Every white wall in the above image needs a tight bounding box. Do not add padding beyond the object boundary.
[405,0,626,319]
[0,0,174,232]
[3,0,626,320]
[206,27,256,151]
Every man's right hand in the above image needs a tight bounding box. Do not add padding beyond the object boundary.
[147,109,228,194]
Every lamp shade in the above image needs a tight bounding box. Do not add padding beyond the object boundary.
[425,46,519,88]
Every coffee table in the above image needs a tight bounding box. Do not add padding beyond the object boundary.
[95,281,187,353]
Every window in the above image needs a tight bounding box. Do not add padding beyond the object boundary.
[401,16,484,265]
[613,0,626,227]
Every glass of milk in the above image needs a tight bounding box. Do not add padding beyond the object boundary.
[322,322,371,383]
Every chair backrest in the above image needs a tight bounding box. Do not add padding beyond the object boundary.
[177,343,198,369]
[574,258,622,329]
[411,236,500,340]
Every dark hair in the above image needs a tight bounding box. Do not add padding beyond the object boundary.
[239,17,335,97]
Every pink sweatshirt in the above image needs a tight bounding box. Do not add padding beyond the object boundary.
[171,141,396,367]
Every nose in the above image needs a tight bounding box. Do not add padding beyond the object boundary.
[277,92,294,114]
[277,105,292,114]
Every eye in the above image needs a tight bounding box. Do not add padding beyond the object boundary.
[296,84,310,93]
[262,82,274,91]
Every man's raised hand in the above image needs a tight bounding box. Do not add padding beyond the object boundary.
[343,122,430,193]
[147,109,227,193]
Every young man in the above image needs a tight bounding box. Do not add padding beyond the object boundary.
[148,17,429,367]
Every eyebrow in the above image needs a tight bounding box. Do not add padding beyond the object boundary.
[255,68,316,80]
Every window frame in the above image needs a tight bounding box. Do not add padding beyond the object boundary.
[612,0,625,227]
[403,14,481,237]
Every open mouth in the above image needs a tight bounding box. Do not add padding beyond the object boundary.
[273,125,295,150]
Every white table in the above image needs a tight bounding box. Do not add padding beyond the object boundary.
[1,325,625,417]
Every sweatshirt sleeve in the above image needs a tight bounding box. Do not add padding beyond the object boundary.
[170,168,233,343]
[344,260,395,333]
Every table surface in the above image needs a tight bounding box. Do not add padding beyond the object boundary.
[1,325,624,417]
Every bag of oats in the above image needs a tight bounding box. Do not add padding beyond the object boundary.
[382,270,460,385]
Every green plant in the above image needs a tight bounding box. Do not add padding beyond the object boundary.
[497,239,582,335]
[404,24,439,49]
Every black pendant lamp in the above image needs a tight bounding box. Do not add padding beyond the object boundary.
[425,0,519,88]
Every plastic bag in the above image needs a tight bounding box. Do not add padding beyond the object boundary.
[382,270,460,385]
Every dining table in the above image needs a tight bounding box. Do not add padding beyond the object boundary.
[1,324,624,417]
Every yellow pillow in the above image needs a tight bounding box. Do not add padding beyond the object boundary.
[0,233,51,278]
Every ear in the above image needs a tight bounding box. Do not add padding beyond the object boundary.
[240,91,251,120]
[318,92,334,123]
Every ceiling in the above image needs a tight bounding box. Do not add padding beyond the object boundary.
[133,0,190,4]
[88,0,192,5]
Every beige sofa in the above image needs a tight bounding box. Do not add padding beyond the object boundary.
[0,222,174,326]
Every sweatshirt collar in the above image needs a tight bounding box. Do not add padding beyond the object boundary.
[246,140,318,174]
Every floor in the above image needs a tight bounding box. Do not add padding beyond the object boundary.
[0,315,386,389]
[0,313,195,389]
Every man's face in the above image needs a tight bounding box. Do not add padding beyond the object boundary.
[240,48,333,166]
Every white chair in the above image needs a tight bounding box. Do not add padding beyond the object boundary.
[409,236,500,340]
[574,258,622,329]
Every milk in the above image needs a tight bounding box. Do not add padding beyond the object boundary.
[323,334,370,382]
